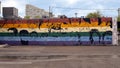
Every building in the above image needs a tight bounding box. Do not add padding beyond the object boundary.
[3,7,18,19]
[58,15,67,18]
[26,4,53,19]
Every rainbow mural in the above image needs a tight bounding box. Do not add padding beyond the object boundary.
[0,17,112,45]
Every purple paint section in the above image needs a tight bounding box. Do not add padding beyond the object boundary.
[0,41,112,46]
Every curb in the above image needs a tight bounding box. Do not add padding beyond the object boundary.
[0,44,10,48]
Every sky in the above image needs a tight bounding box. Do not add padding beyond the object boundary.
[0,0,120,17]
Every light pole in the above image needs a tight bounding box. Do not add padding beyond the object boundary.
[75,13,78,18]
[0,1,1,15]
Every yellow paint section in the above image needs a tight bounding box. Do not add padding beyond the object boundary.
[0,27,112,33]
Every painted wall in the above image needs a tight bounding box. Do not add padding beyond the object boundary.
[0,17,112,45]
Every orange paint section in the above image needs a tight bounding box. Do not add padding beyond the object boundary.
[1,21,111,28]
[0,17,112,28]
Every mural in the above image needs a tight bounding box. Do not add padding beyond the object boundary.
[0,17,112,45]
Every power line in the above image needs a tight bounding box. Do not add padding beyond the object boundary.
[52,7,117,11]
[49,6,118,17]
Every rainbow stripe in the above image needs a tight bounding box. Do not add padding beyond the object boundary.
[0,18,112,45]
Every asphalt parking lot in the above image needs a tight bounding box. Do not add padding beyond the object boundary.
[0,45,120,68]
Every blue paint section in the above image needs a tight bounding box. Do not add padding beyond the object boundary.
[0,41,112,45]
[0,36,112,42]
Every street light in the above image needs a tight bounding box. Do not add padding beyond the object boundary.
[75,13,78,18]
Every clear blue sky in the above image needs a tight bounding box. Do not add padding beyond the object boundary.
[1,0,120,17]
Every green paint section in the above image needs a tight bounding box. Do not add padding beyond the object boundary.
[0,32,111,37]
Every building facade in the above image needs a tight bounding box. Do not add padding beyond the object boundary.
[3,7,18,19]
[26,4,51,19]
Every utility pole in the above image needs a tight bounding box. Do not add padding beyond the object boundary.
[0,1,1,19]
[0,1,1,14]
[118,8,120,17]
[49,6,51,18]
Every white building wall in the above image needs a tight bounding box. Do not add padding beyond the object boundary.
[26,4,49,19]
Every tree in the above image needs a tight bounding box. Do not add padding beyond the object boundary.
[118,16,120,22]
[118,16,120,32]
[24,16,30,19]
[35,16,40,19]
[86,11,102,18]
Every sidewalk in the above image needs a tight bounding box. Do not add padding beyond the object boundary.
[0,46,120,57]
